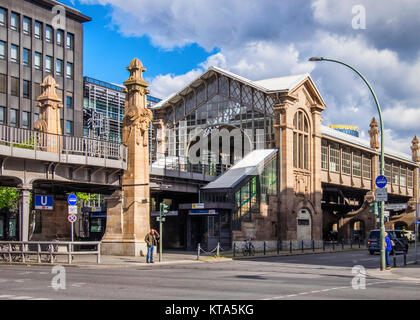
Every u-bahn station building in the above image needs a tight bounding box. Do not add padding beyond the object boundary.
[0,0,419,256]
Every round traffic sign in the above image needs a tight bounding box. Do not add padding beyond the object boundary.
[375,175,387,188]
[67,193,78,206]
[68,214,77,223]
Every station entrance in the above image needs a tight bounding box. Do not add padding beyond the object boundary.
[185,209,232,251]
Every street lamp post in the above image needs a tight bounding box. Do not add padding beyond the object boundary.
[309,57,386,271]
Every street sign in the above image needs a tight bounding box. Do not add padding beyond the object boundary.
[34,195,53,210]
[68,214,77,223]
[68,205,78,215]
[385,203,407,211]
[67,193,78,206]
[375,175,387,188]
[192,203,204,209]
[156,217,166,222]
[375,188,388,202]
[189,209,218,215]
[151,211,178,217]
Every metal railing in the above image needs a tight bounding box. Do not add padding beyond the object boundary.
[0,241,101,264]
[225,239,369,258]
[150,152,231,177]
[0,124,127,163]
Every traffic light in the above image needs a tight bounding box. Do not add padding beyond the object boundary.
[160,203,170,216]
[369,202,378,215]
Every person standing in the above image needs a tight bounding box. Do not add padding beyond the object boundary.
[144,229,160,263]
[384,232,393,270]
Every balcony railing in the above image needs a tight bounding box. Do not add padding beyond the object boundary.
[0,125,127,167]
[150,152,231,179]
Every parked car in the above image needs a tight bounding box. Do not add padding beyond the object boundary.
[401,230,415,242]
[367,229,408,255]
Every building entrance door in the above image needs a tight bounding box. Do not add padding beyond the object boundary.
[188,216,205,251]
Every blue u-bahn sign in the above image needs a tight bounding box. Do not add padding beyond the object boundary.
[34,195,53,210]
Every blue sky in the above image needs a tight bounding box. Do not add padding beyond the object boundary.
[59,0,218,85]
[59,0,420,155]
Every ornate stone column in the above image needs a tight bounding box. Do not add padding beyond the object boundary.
[34,76,63,152]
[369,117,380,191]
[411,136,419,202]
[101,58,153,256]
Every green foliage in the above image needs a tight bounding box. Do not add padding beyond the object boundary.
[0,187,19,210]
[12,134,38,150]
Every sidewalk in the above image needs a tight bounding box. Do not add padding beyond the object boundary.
[60,250,205,268]
[368,263,420,282]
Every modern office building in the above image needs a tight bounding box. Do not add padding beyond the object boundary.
[0,0,91,136]
[83,76,161,144]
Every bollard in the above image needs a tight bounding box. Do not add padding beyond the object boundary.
[333,241,335,251]
[216,243,220,257]
[301,240,304,253]
[263,241,266,255]
[197,243,201,260]
[358,239,361,248]
[290,240,292,253]
[342,240,344,251]
[312,240,315,252]
[404,251,407,266]
[37,243,41,264]
[393,252,397,268]
[277,241,280,255]
[233,243,236,257]
[323,241,325,251]
[350,240,353,249]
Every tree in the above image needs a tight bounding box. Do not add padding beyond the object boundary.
[0,187,19,210]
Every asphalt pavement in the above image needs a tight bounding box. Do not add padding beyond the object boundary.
[0,248,419,300]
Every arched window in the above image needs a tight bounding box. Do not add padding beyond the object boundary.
[293,110,309,169]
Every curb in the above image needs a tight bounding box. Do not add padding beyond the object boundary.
[224,247,367,260]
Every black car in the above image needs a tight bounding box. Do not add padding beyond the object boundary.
[367,229,408,255]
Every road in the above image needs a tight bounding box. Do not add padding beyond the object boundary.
[0,249,419,300]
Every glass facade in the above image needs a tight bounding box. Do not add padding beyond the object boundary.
[232,156,277,230]
[159,74,275,170]
[83,77,161,143]
[202,155,277,231]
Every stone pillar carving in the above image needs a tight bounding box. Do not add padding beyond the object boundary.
[34,76,63,152]
[153,118,167,159]
[411,136,419,162]
[411,136,420,203]
[369,117,380,149]
[101,58,153,256]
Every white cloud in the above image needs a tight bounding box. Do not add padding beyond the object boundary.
[147,69,202,100]
[79,0,420,157]
[149,40,315,98]
[383,105,420,131]
[79,0,314,50]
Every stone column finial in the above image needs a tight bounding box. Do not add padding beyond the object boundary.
[122,58,153,147]
[368,117,380,149]
[411,135,420,162]
[34,75,63,135]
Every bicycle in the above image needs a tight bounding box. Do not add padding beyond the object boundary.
[42,242,59,263]
[242,239,255,256]
[0,244,9,262]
